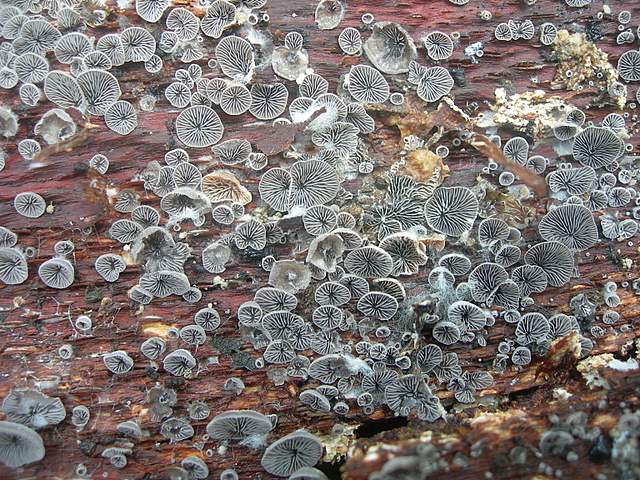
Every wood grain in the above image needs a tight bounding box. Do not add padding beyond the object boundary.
[0,1,639,479]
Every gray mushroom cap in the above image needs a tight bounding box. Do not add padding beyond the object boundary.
[0,247,29,285]
[0,421,45,468]
[161,187,212,226]
[306,233,344,273]
[0,107,19,139]
[268,260,312,294]
[2,389,66,430]
[206,409,274,440]
[261,429,324,477]
[314,0,345,30]
[272,46,309,82]
[363,21,417,74]
[131,226,191,273]
[181,455,209,480]
[34,108,77,145]
[116,419,145,439]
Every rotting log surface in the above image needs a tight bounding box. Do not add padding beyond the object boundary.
[0,1,639,479]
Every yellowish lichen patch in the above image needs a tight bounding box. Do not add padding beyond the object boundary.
[417,233,447,252]
[319,424,357,462]
[547,332,582,365]
[356,431,437,462]
[13,295,26,308]
[402,148,449,184]
[132,404,147,418]
[552,30,625,108]
[552,387,572,400]
[481,184,536,229]
[250,206,281,224]
[483,88,570,139]
[470,410,538,440]
[212,275,228,289]
[577,353,614,390]
[471,409,528,428]
[143,321,175,338]
[121,249,136,266]
[591,412,619,431]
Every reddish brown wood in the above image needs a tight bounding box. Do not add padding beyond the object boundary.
[0,1,639,479]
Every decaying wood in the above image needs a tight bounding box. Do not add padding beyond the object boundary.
[387,102,549,196]
[344,356,640,480]
[0,1,639,479]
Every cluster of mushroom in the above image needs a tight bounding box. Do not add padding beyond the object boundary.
[0,0,639,477]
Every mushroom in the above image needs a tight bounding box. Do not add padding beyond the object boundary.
[201,170,252,205]
[0,421,45,468]
[363,21,417,74]
[34,108,77,145]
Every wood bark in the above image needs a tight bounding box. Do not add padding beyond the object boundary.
[0,1,639,479]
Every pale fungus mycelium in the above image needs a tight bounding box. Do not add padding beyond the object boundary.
[0,0,639,478]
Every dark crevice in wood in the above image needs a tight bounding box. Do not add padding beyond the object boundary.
[318,460,345,480]
[354,416,408,439]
